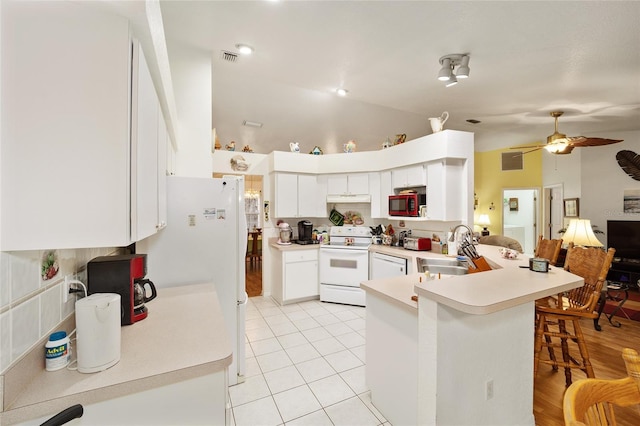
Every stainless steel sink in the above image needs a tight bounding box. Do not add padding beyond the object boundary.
[416,257,468,275]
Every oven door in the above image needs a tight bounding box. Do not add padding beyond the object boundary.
[319,248,369,287]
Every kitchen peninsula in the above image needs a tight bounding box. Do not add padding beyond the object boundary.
[1,284,232,425]
[362,246,584,426]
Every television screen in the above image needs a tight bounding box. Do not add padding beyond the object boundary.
[607,220,640,260]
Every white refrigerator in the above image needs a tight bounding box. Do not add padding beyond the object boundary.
[137,176,247,386]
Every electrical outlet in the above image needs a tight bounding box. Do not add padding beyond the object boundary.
[63,275,70,303]
[485,379,494,400]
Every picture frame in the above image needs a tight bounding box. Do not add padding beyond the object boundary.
[509,197,519,211]
[564,198,579,217]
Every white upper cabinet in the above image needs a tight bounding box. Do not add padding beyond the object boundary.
[273,173,326,218]
[426,160,465,221]
[327,173,369,195]
[0,2,165,250]
[370,171,392,218]
[392,164,426,189]
[131,41,160,242]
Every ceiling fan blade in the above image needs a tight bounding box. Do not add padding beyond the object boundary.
[568,136,624,147]
[509,145,544,150]
[513,147,543,155]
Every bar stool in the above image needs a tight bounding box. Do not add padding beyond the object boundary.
[534,235,563,265]
[534,246,616,387]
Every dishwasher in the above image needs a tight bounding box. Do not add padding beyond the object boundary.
[370,252,408,279]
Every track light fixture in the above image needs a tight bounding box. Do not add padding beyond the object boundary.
[437,53,470,86]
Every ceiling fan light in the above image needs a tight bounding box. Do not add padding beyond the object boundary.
[456,55,470,78]
[437,58,452,81]
[545,140,568,153]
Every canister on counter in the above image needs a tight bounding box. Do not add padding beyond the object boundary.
[45,331,70,371]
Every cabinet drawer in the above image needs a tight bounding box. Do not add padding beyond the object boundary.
[284,250,319,263]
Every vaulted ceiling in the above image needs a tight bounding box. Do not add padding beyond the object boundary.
[159,1,640,154]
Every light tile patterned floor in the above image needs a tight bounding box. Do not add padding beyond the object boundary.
[230,296,389,426]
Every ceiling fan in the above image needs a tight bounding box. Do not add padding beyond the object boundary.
[511,111,624,155]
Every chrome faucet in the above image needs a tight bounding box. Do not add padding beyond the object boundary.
[448,224,476,254]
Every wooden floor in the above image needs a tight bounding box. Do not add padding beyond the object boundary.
[245,265,639,423]
[245,259,262,297]
[533,303,640,425]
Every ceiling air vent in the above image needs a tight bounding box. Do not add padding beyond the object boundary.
[502,152,523,171]
[221,50,238,63]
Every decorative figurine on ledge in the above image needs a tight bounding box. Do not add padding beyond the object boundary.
[242,145,253,153]
[225,141,236,151]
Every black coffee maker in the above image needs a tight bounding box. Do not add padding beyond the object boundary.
[297,220,314,244]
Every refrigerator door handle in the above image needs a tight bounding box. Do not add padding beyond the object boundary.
[238,291,248,306]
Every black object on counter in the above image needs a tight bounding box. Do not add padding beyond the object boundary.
[40,404,83,426]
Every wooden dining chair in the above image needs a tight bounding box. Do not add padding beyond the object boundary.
[535,235,563,265]
[534,246,616,387]
[563,348,640,425]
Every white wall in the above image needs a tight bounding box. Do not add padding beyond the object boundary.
[542,130,640,246]
[167,40,213,177]
[579,131,640,247]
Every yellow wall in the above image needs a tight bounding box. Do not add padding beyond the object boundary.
[474,147,542,235]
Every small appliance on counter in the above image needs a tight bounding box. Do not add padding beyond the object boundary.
[75,293,121,373]
[87,254,157,325]
[277,222,293,245]
[296,220,316,245]
[404,237,432,251]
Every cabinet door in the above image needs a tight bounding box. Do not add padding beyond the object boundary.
[274,173,299,218]
[392,165,425,188]
[1,2,131,250]
[284,251,319,300]
[405,164,426,187]
[157,109,168,230]
[348,173,369,194]
[131,41,160,242]
[426,161,463,221]
[327,175,349,195]
[370,171,391,218]
[297,175,319,218]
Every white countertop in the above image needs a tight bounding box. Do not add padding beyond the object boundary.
[1,283,232,425]
[269,237,321,251]
[363,244,584,315]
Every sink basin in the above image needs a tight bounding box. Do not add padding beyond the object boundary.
[416,257,468,275]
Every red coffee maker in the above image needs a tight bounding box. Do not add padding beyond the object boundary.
[87,254,157,325]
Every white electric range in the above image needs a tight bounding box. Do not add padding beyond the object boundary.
[319,226,372,306]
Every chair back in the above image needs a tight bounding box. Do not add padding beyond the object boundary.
[563,247,616,314]
[563,348,640,425]
[535,235,563,265]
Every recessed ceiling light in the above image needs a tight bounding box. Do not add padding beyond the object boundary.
[336,88,348,97]
[235,44,254,55]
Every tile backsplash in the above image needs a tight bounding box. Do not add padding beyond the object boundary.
[0,247,118,374]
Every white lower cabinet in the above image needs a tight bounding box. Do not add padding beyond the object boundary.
[272,248,319,304]
[18,372,228,426]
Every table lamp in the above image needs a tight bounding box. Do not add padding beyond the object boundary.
[477,214,491,236]
[562,218,603,247]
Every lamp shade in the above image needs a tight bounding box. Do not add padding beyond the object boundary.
[477,214,491,226]
[563,219,603,247]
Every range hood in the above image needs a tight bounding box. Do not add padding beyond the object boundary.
[326,194,371,203]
